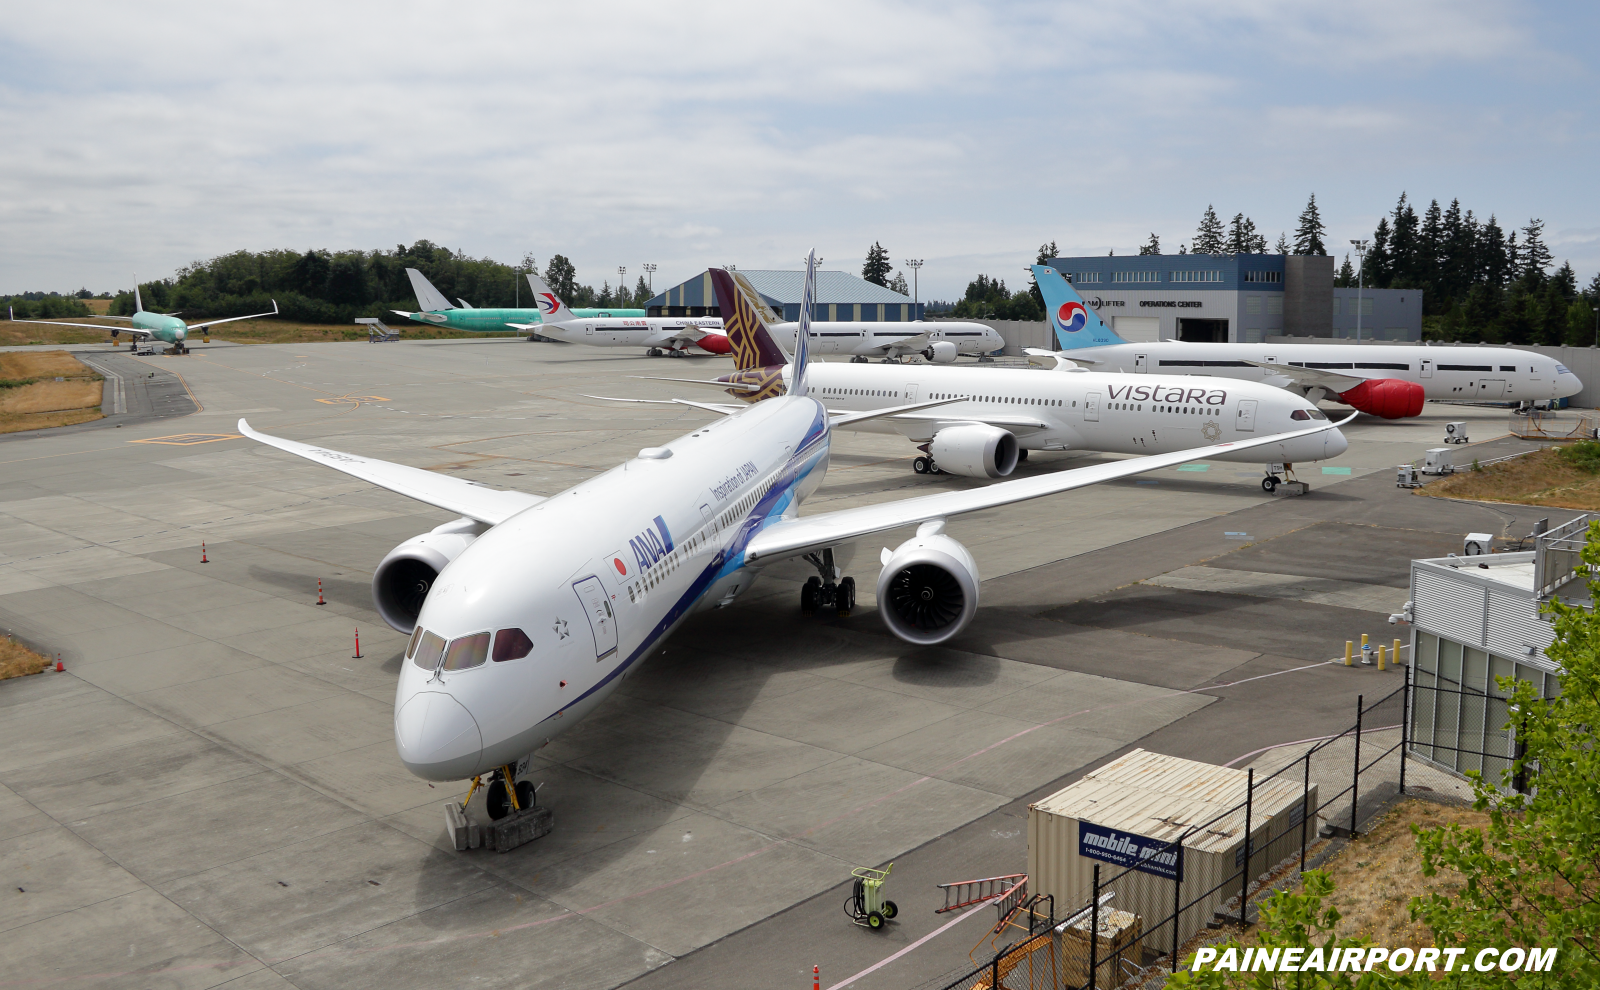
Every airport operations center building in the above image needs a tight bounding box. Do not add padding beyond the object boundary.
[1045,254,1422,344]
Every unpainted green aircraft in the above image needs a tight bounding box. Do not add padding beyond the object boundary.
[8,283,277,355]
[392,268,644,337]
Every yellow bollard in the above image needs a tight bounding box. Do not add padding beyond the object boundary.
[1377,645,1386,671]
[1345,641,1354,666]
[1361,633,1369,650]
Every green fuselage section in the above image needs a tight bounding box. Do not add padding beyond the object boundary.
[404,307,645,333]
[131,311,189,343]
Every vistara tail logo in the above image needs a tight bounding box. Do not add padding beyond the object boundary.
[1055,301,1088,334]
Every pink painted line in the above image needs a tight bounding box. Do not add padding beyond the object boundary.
[825,899,997,990]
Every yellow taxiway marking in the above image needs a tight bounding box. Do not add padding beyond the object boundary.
[316,394,390,405]
[128,433,244,445]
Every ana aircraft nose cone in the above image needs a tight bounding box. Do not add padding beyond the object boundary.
[394,691,483,781]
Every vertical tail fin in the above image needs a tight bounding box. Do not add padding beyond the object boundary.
[133,276,143,315]
[525,274,573,322]
[1031,264,1125,349]
[729,270,786,326]
[708,268,790,372]
[792,252,815,394]
[405,269,455,313]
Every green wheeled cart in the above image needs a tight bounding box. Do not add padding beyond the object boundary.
[844,863,898,930]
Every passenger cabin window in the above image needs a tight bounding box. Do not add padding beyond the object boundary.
[441,632,490,671]
[411,630,446,670]
[493,628,534,662]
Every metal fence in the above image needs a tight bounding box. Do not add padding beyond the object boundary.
[933,667,1518,990]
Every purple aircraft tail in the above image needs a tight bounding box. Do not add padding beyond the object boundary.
[709,269,788,372]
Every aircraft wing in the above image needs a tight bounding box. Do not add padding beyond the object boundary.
[1243,360,1366,393]
[7,309,151,335]
[865,331,933,352]
[744,416,1351,564]
[830,410,1050,432]
[187,300,280,331]
[238,419,544,525]
[1024,348,1099,370]
[652,326,712,346]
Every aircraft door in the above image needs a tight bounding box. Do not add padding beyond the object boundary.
[1134,353,1148,374]
[904,383,919,403]
[585,324,595,336]
[1235,398,1258,432]
[1476,379,1506,399]
[1420,359,1433,378]
[1084,391,1100,422]
[571,575,618,660]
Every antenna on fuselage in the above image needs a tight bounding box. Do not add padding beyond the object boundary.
[792,251,815,395]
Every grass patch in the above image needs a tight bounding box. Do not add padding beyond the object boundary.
[0,636,53,680]
[1421,445,1600,509]
[0,350,104,433]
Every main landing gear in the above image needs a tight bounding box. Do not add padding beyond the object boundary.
[648,347,686,358]
[850,355,869,364]
[465,763,537,821]
[912,456,942,475]
[800,547,856,618]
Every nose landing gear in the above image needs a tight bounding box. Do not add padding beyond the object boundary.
[800,549,856,618]
[1261,462,1297,493]
[470,763,538,821]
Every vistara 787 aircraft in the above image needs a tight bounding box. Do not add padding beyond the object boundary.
[237,252,1346,814]
[681,269,1347,487]
[8,283,277,355]
[507,273,730,356]
[721,268,1003,364]
[1029,265,1581,417]
[391,268,643,336]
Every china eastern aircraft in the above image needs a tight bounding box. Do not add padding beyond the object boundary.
[721,268,1003,364]
[237,252,1346,815]
[1029,265,1582,417]
[507,274,730,356]
[8,284,277,354]
[661,269,1345,488]
[391,268,643,335]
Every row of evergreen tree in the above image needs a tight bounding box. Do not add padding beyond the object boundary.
[104,242,655,324]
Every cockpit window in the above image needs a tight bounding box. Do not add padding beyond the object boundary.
[1557,364,1572,375]
[441,632,490,671]
[1290,409,1310,421]
[493,628,533,662]
[411,630,446,670]
[406,626,424,659]
[1290,408,1329,421]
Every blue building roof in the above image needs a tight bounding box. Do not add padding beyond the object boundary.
[1047,254,1285,292]
[647,269,913,309]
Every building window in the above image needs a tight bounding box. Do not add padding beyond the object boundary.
[1112,271,1160,283]
[1243,271,1281,283]
[1362,298,1374,316]
[1246,296,1262,316]
[1170,271,1222,283]
[1069,272,1102,284]
[1331,298,1341,316]
[1267,296,1283,316]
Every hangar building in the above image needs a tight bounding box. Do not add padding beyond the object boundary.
[1045,254,1420,344]
[646,269,922,322]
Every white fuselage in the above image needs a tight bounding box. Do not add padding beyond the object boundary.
[773,320,1002,358]
[540,316,726,350]
[1063,342,1581,403]
[393,396,830,781]
[800,362,1347,464]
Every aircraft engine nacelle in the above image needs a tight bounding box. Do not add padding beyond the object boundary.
[1335,378,1425,420]
[930,424,1019,479]
[696,334,732,354]
[922,341,958,364]
[876,524,980,646]
[372,518,487,633]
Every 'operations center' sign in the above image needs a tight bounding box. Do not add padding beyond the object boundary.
[1078,822,1182,880]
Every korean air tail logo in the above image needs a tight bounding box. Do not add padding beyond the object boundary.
[1055,301,1088,334]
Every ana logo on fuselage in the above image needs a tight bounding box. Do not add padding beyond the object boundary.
[1108,384,1228,405]
[630,515,676,571]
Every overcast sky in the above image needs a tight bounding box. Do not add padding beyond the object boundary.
[2,1,1596,301]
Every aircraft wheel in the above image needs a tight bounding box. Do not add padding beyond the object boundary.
[913,456,931,475]
[801,578,820,616]
[1261,477,1278,493]
[837,576,855,616]
[929,461,943,475]
[1017,449,1029,462]
[515,779,536,810]
[648,347,662,357]
[485,780,510,820]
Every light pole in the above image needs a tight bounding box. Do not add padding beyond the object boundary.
[904,259,923,317]
[1350,239,1370,342]
[1592,306,1598,348]
[643,263,657,292]
[617,267,627,305]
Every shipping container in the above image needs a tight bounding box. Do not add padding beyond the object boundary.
[1028,749,1316,956]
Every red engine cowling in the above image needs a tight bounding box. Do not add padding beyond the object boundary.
[1335,378,1425,419]
[696,334,731,354]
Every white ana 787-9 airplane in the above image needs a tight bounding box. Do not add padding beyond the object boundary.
[1029,265,1582,417]
[239,253,1346,818]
